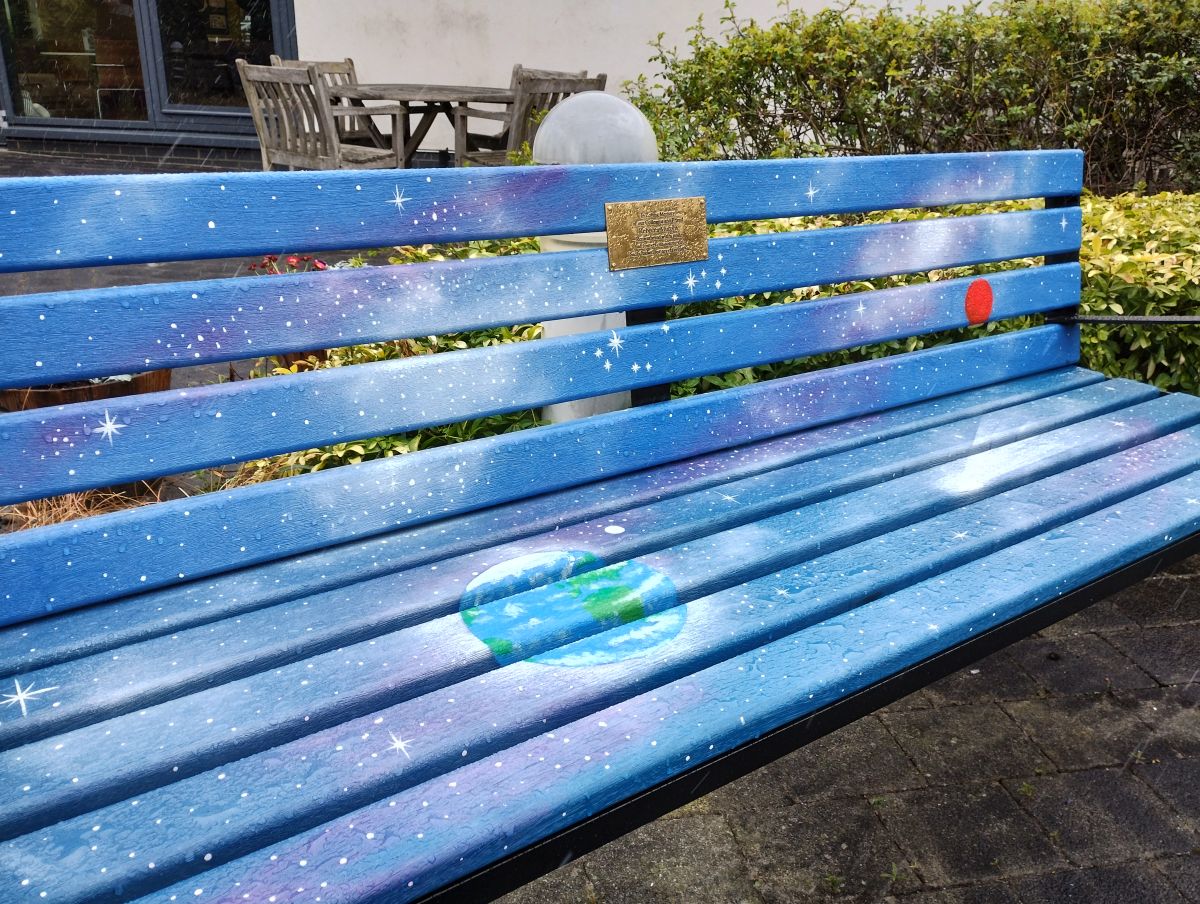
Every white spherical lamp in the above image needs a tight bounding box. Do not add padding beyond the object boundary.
[532,92,659,165]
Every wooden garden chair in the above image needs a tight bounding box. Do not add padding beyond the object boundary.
[454,65,607,166]
[268,55,388,150]
[236,59,404,171]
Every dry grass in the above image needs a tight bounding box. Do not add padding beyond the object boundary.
[0,481,166,534]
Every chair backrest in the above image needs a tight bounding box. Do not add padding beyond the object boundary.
[270,54,359,88]
[505,63,587,90]
[236,59,341,171]
[269,56,379,146]
[506,69,608,151]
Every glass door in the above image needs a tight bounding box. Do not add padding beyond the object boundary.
[0,0,293,133]
[2,0,148,121]
[154,0,277,111]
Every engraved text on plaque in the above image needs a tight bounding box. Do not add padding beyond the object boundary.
[604,197,708,271]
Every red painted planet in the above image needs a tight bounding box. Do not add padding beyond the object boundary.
[965,278,993,325]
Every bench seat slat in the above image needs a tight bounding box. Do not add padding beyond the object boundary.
[1,207,1080,388]
[0,386,1192,844]
[0,378,1157,752]
[0,366,1105,677]
[0,151,1082,273]
[130,465,1200,904]
[4,387,1199,902]
[0,260,1080,505]
[0,326,1080,623]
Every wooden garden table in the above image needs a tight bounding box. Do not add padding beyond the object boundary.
[327,83,515,167]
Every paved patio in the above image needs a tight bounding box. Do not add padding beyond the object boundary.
[500,561,1200,904]
[3,146,1198,904]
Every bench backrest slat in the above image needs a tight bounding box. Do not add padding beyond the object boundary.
[0,152,1081,273]
[0,264,1080,504]
[0,326,1080,625]
[1,208,1079,389]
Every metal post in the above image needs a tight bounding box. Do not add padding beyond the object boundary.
[532,92,660,422]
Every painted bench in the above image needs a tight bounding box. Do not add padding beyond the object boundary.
[1,151,1199,904]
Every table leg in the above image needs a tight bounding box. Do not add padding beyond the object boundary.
[403,104,445,168]
[351,98,388,149]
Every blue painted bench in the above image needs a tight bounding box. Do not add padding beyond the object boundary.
[1,151,1199,903]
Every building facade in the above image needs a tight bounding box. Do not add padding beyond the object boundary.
[0,0,936,154]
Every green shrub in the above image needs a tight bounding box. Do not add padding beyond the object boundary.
[1079,192,1200,391]
[626,0,1200,193]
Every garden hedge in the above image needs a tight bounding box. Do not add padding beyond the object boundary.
[625,0,1200,194]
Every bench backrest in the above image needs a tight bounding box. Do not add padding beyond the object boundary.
[0,152,1083,626]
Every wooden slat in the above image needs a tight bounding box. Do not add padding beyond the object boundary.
[0,378,1157,751]
[0,326,1080,623]
[128,466,1200,904]
[4,407,1199,900]
[0,262,1081,503]
[0,151,1082,273]
[0,206,1082,388]
[0,367,1106,678]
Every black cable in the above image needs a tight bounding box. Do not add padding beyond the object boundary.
[1055,315,1200,325]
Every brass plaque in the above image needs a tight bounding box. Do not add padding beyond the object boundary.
[605,197,708,271]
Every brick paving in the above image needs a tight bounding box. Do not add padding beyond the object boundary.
[501,557,1200,904]
[3,146,1197,904]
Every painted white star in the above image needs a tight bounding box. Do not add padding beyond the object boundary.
[714,279,722,290]
[1185,498,1200,505]
[660,322,670,333]
[927,623,940,631]
[644,362,652,371]
[855,301,867,315]
[950,530,970,541]
[1060,215,1068,231]
[95,409,124,445]
[1,678,60,718]
[775,588,791,597]
[631,362,641,373]
[977,174,984,186]
[593,348,604,358]
[385,731,414,759]
[805,180,819,202]
[718,493,739,504]
[700,269,707,279]
[603,359,612,371]
[719,267,727,276]
[607,330,624,356]
[670,294,679,302]
[684,271,698,294]
[388,186,410,212]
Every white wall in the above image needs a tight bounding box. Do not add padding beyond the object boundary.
[294,0,951,149]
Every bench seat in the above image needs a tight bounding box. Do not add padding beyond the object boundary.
[3,151,1199,902]
[4,360,1200,902]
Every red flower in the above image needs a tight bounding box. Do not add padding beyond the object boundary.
[265,254,279,262]
[247,262,258,271]
[313,259,328,271]
[287,256,299,266]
